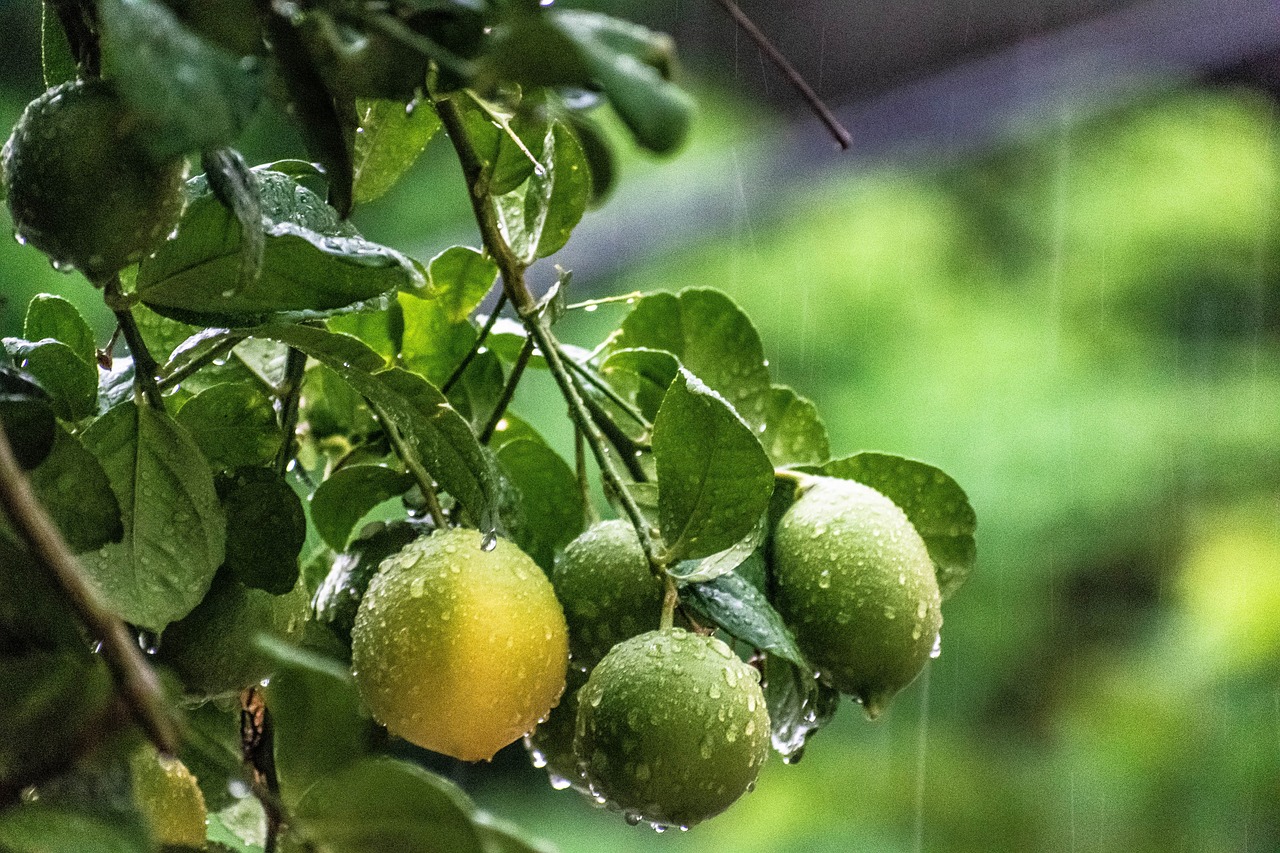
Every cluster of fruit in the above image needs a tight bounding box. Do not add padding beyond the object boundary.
[350,475,944,830]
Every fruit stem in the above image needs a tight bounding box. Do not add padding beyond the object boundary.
[0,421,180,756]
[660,576,678,630]
[434,90,666,576]
[774,468,819,491]
[104,274,165,411]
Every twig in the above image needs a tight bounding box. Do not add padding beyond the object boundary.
[274,348,308,477]
[241,688,284,853]
[372,404,449,529]
[711,0,852,149]
[559,348,651,433]
[479,337,534,444]
[103,275,165,410]
[0,424,179,755]
[434,91,665,574]
[441,290,509,395]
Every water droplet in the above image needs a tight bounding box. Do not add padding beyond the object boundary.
[481,530,498,551]
[930,633,943,658]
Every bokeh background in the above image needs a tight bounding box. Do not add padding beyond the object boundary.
[1,1,1277,851]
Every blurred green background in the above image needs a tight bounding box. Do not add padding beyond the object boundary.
[1,1,1277,851]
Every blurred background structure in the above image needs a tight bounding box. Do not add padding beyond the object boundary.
[1,1,1277,851]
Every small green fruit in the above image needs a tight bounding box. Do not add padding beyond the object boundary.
[2,79,186,281]
[575,628,769,829]
[552,519,664,666]
[157,577,309,697]
[129,745,207,848]
[771,476,942,717]
[351,528,569,762]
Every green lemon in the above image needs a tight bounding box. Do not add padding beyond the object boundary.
[157,577,309,697]
[771,476,942,717]
[129,745,207,849]
[575,628,769,829]
[2,79,186,282]
[351,528,570,762]
[552,519,664,667]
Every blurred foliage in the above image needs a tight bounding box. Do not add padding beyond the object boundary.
[0,2,1276,844]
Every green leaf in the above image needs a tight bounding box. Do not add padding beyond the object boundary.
[250,325,501,534]
[428,246,500,322]
[679,571,808,666]
[668,516,766,584]
[599,346,678,422]
[495,122,591,262]
[496,438,585,573]
[353,98,443,205]
[0,651,115,793]
[176,382,283,469]
[310,464,416,552]
[300,364,379,440]
[293,757,486,853]
[0,804,149,853]
[99,0,262,160]
[258,638,375,807]
[447,349,505,433]
[80,402,226,630]
[457,93,549,196]
[398,290,477,388]
[312,521,420,646]
[758,385,830,466]
[41,2,78,88]
[0,366,57,469]
[3,338,98,422]
[821,453,977,600]
[25,294,96,366]
[328,302,404,362]
[201,147,266,290]
[652,368,773,562]
[28,423,123,554]
[762,654,841,763]
[138,169,421,326]
[611,289,772,427]
[217,467,306,594]
[473,812,558,853]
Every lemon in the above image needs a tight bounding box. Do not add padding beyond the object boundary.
[129,745,207,849]
[552,519,664,667]
[157,577,309,697]
[770,476,942,717]
[350,528,569,762]
[575,628,769,829]
[2,79,186,282]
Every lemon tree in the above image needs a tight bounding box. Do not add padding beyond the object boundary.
[0,2,976,850]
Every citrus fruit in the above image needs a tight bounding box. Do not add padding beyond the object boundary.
[770,476,942,717]
[350,527,570,762]
[574,628,769,829]
[129,745,207,848]
[157,577,309,697]
[552,519,664,667]
[2,79,186,282]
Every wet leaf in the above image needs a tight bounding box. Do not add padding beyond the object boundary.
[496,437,585,572]
[678,570,808,668]
[80,402,225,630]
[24,293,96,366]
[652,368,773,562]
[3,337,98,422]
[175,382,283,470]
[353,98,443,205]
[762,654,840,763]
[217,467,306,594]
[28,423,122,554]
[428,246,499,323]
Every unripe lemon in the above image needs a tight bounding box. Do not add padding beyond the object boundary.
[771,477,942,717]
[157,577,309,697]
[129,745,207,848]
[351,528,569,762]
[575,628,770,829]
[552,519,664,667]
[2,79,186,282]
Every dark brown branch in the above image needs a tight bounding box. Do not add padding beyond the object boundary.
[712,0,853,149]
[0,424,179,756]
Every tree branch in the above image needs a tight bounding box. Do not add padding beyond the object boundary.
[0,424,179,756]
[103,275,165,410]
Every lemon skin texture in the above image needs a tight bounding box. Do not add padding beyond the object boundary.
[575,628,770,829]
[2,79,186,282]
[552,519,664,667]
[351,528,570,762]
[130,745,208,849]
[771,476,942,717]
